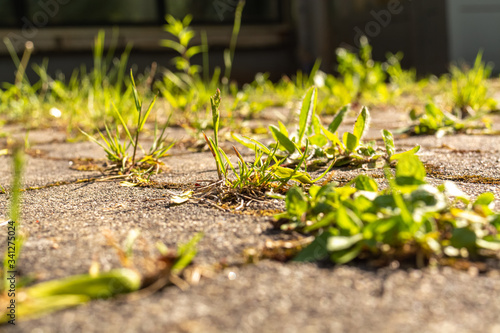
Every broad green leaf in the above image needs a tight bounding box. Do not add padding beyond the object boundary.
[269,125,296,154]
[336,206,362,234]
[395,154,426,186]
[277,121,289,138]
[389,145,420,162]
[309,134,328,147]
[327,234,363,252]
[363,218,398,240]
[409,109,418,121]
[293,231,330,262]
[298,86,317,143]
[353,195,377,212]
[304,211,336,232]
[425,103,444,119]
[409,185,447,211]
[311,114,323,136]
[285,187,308,218]
[343,132,359,152]
[450,228,477,251]
[474,192,495,207]
[308,185,321,199]
[329,242,363,264]
[353,107,370,140]
[381,129,395,157]
[328,105,349,133]
[353,175,378,192]
[319,123,337,142]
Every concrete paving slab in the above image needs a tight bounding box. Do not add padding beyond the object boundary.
[0,107,500,332]
[4,261,500,333]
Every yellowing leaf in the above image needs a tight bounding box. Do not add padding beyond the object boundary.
[120,181,139,187]
[170,190,194,205]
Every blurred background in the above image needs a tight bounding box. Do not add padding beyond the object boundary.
[0,0,498,83]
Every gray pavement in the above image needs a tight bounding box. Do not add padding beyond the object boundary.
[1,109,500,332]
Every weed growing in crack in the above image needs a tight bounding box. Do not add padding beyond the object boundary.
[234,86,418,170]
[402,102,493,137]
[81,71,173,185]
[204,89,331,194]
[450,52,497,117]
[276,153,500,267]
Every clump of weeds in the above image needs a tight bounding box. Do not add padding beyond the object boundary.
[198,89,329,209]
[199,87,417,210]
[234,86,419,170]
[276,153,500,268]
[1,30,138,133]
[402,102,494,137]
[449,52,497,117]
[81,71,174,186]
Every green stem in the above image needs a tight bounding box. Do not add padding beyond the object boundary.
[223,0,245,86]
[131,112,141,169]
[201,30,209,84]
[15,41,34,89]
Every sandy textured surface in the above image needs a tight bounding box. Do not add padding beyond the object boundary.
[1,108,499,332]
